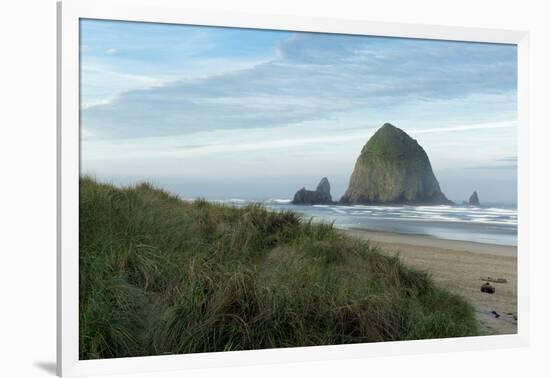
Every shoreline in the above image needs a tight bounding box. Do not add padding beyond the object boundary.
[342,228,518,335]
[343,227,517,257]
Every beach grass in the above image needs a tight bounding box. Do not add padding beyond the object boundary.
[79,176,479,359]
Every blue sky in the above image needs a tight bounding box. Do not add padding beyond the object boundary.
[80,19,518,203]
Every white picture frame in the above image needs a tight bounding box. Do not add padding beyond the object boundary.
[57,0,530,376]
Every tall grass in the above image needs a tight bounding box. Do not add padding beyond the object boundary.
[79,177,478,359]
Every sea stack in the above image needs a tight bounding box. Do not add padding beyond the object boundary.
[340,123,451,205]
[469,191,480,206]
[292,177,333,205]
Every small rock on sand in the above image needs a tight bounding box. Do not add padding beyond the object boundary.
[481,282,495,294]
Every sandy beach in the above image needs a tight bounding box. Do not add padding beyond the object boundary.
[343,228,517,335]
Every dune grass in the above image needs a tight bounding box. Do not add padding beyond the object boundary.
[79,176,479,359]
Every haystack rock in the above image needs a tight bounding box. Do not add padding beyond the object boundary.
[292,177,333,205]
[340,123,451,205]
[469,190,480,206]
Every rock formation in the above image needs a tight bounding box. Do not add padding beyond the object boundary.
[340,123,451,205]
[469,190,480,206]
[292,177,333,205]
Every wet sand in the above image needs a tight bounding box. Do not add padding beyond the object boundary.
[343,228,518,335]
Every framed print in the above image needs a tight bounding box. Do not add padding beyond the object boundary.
[57,0,530,376]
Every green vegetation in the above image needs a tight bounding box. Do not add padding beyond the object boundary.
[80,176,478,359]
[360,123,428,163]
[341,123,451,204]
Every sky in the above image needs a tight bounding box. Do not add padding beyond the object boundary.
[80,19,518,204]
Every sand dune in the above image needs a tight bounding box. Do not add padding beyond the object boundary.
[344,229,517,335]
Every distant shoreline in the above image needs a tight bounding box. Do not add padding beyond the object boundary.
[343,228,518,335]
[342,227,517,256]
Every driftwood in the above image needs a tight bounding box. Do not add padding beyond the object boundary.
[506,312,518,321]
[479,277,507,284]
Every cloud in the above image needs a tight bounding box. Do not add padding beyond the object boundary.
[79,19,285,108]
[465,155,518,170]
[80,65,166,109]
[497,156,518,163]
[411,121,515,134]
[81,31,517,139]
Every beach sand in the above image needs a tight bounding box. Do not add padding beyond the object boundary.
[343,229,517,335]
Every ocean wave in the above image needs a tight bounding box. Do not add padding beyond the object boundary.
[262,201,517,225]
[265,198,292,204]
[259,202,517,245]
[329,207,348,214]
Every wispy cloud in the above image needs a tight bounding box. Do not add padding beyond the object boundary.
[80,19,284,109]
[412,121,515,134]
[81,31,517,139]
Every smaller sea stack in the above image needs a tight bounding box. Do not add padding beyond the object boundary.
[469,191,480,206]
[292,177,333,205]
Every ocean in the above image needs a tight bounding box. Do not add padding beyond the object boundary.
[215,199,518,247]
